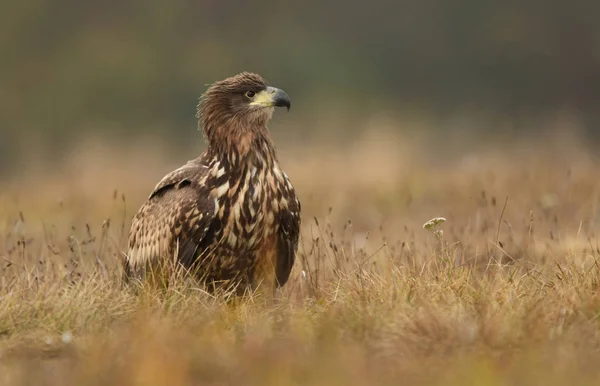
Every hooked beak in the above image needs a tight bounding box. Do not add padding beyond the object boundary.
[249,86,291,111]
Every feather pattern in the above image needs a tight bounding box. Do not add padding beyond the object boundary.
[125,156,216,278]
[125,72,301,294]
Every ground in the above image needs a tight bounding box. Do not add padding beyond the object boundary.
[1,130,600,385]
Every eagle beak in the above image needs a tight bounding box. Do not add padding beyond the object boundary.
[250,87,291,111]
[268,87,291,111]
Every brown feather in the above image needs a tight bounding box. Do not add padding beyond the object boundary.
[125,72,301,294]
[126,157,216,276]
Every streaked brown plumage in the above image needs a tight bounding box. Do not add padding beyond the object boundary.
[125,72,301,294]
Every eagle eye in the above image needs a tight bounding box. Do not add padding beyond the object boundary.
[245,90,256,99]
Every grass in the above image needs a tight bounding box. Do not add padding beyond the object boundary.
[2,130,600,385]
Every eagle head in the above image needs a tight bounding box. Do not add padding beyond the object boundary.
[197,73,291,154]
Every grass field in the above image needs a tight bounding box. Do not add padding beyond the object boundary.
[2,129,600,385]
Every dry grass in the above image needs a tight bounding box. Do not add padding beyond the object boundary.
[2,129,600,385]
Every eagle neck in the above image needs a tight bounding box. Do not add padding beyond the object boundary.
[210,131,279,174]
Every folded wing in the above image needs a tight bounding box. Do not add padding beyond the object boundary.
[125,158,216,279]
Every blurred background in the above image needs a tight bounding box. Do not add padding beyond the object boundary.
[1,0,599,174]
[4,3,600,383]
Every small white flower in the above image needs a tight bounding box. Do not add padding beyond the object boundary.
[423,217,447,231]
[301,270,307,280]
[61,331,73,344]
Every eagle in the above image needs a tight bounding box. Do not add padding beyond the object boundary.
[124,72,301,295]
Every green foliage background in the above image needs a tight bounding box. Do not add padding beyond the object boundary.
[1,0,599,165]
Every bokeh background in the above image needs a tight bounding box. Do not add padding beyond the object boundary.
[5,3,600,384]
[2,0,600,174]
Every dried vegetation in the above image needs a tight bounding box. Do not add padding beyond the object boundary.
[2,130,600,385]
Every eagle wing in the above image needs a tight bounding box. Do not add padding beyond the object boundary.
[125,157,216,279]
[275,177,301,287]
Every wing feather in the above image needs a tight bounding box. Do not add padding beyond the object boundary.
[125,157,216,279]
[275,185,301,286]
